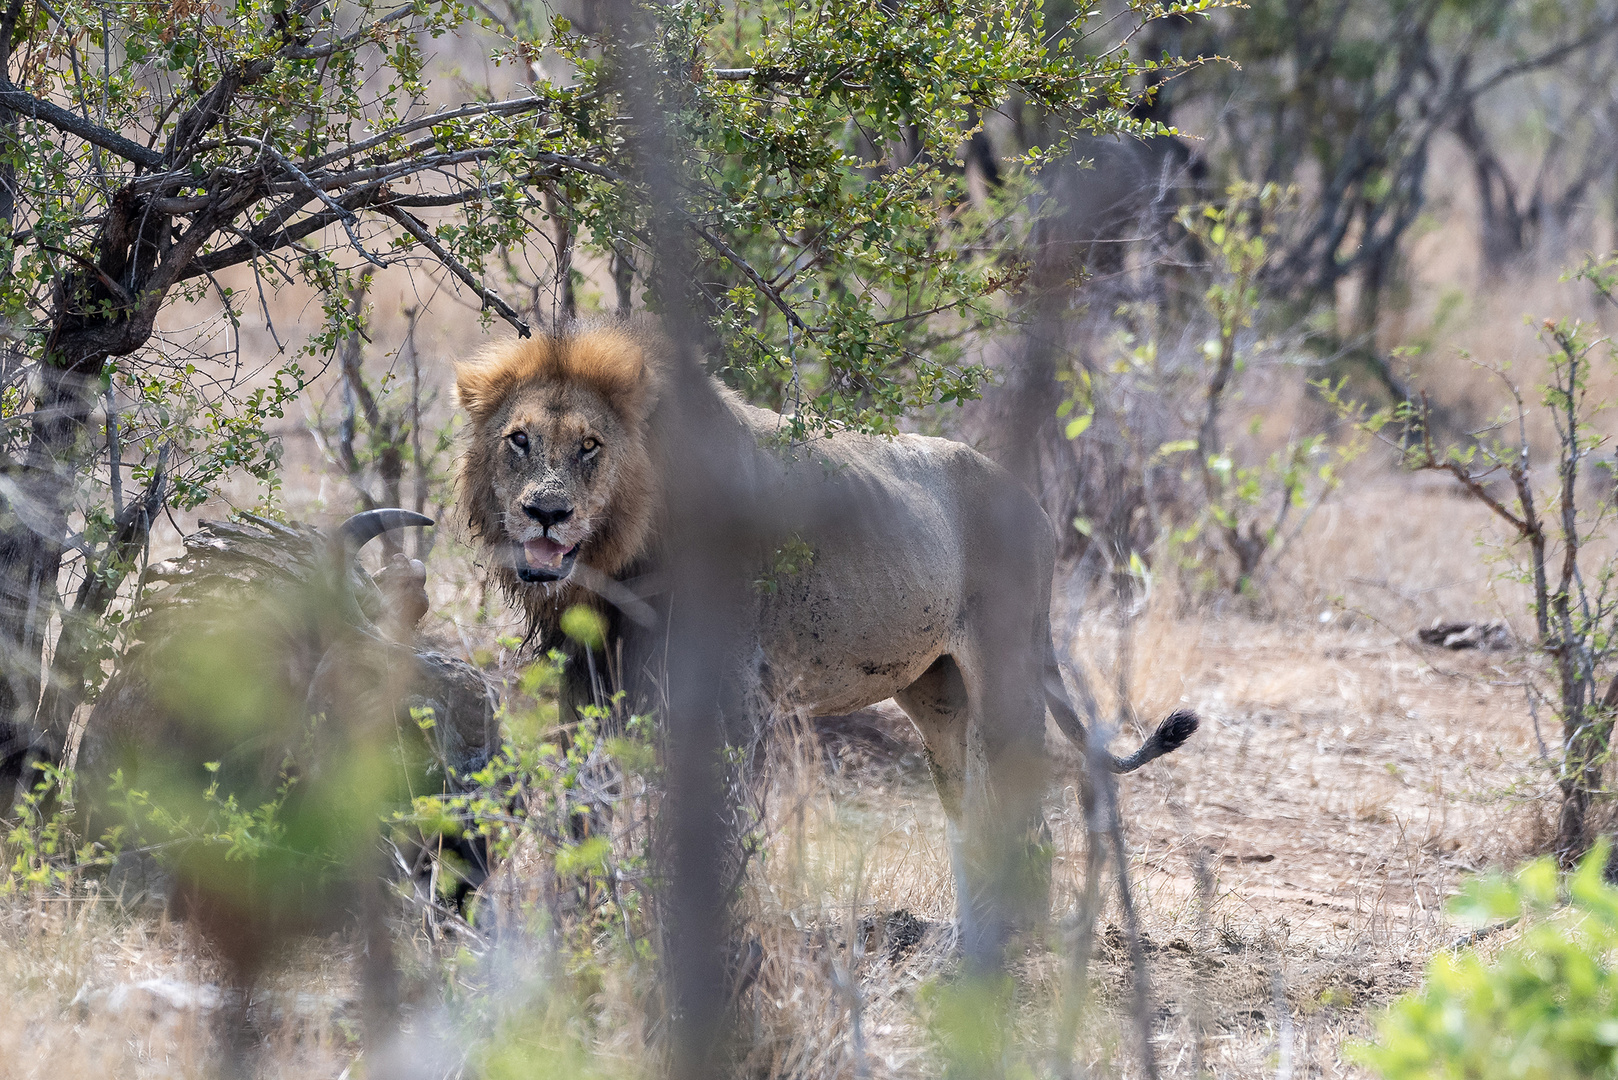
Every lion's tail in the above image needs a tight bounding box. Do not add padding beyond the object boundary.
[1042,633,1199,774]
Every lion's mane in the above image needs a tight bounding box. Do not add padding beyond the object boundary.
[454,326,666,641]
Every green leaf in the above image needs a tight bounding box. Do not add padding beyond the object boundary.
[555,835,611,877]
[560,605,607,649]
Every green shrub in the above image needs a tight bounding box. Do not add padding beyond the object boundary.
[1358,840,1618,1079]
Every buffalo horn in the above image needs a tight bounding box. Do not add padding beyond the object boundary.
[336,508,434,551]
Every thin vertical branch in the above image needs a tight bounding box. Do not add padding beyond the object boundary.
[835,848,869,1080]
[1166,772,1215,1076]
[104,383,121,516]
[1107,772,1161,1080]
[1106,569,1160,1076]
[611,242,635,317]
[1053,773,1107,1077]
[1055,639,1164,1079]
[402,304,432,562]
[1272,960,1295,1080]
[336,283,375,507]
[1114,558,1139,733]
[598,6,752,1076]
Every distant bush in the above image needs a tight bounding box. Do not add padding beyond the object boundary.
[1358,840,1618,1080]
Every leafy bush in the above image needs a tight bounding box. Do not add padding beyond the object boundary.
[399,650,659,927]
[2,765,108,894]
[1358,840,1618,1080]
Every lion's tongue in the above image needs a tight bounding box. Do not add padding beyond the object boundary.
[523,538,569,570]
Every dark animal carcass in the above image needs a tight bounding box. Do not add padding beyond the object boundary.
[76,510,499,916]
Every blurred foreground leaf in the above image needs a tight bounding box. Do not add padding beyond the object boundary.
[1357,840,1618,1080]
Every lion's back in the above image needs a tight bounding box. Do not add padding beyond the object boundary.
[722,396,1017,510]
[726,397,1056,714]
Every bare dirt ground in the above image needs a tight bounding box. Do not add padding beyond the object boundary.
[0,466,1560,1079]
[707,478,1553,1079]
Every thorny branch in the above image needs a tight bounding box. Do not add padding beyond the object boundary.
[1355,301,1618,859]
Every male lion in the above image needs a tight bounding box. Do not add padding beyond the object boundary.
[455,325,1197,931]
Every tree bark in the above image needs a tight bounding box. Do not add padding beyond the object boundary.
[0,183,181,792]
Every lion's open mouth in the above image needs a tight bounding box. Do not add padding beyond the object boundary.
[516,537,580,583]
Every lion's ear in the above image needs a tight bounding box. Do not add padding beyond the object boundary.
[454,363,507,425]
[619,346,663,425]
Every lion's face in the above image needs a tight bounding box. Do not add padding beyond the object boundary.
[457,330,659,590]
[479,380,640,582]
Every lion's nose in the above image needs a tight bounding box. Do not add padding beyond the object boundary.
[523,498,574,529]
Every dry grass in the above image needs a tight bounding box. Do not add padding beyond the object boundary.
[0,894,362,1078]
[0,462,1569,1080]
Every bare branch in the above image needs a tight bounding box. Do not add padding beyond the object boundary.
[38,243,133,305]
[378,204,530,337]
[279,4,416,60]
[165,59,274,164]
[1462,17,1618,101]
[0,79,162,168]
[1421,457,1530,535]
[182,184,385,278]
[144,194,214,214]
[687,220,811,333]
[709,67,802,83]
[383,188,499,209]
[307,93,554,170]
[238,136,390,268]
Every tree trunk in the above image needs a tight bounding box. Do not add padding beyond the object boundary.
[545,184,576,324]
[3,190,174,803]
[1453,96,1529,276]
[1555,692,1607,863]
[611,245,634,317]
[1,348,102,790]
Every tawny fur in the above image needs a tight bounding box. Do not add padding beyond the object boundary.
[455,327,663,643]
[454,324,1197,931]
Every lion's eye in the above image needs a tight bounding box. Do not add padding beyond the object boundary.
[508,431,529,451]
[580,437,601,458]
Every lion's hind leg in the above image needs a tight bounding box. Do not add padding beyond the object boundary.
[895,650,1051,964]
[893,654,969,820]
[893,655,978,933]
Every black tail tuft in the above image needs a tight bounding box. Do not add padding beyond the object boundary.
[1155,709,1200,753]
[1109,708,1201,772]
